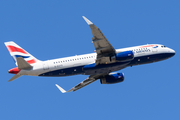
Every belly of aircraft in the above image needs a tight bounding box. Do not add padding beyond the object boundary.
[39,52,172,77]
[39,61,130,77]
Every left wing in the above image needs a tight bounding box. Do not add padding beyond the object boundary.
[82,16,116,66]
[55,74,107,93]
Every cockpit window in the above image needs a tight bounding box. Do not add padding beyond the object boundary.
[161,45,166,48]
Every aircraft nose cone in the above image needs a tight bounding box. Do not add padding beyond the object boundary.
[168,48,175,57]
[172,50,175,56]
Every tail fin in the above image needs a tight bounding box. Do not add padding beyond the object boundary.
[4,41,40,65]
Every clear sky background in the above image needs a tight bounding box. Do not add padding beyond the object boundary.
[0,0,180,120]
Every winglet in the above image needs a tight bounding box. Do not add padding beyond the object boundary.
[55,84,67,93]
[82,16,93,25]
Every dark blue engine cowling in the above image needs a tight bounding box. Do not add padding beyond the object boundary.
[111,51,134,62]
[100,73,124,84]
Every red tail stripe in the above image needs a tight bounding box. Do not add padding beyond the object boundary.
[7,45,28,54]
[27,59,36,64]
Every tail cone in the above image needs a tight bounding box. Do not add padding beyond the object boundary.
[8,67,20,74]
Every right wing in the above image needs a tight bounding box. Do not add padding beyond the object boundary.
[55,74,107,93]
[82,16,116,66]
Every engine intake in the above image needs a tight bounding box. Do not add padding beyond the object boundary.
[100,73,124,84]
[111,51,134,62]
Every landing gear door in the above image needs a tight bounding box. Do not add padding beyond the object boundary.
[43,61,49,70]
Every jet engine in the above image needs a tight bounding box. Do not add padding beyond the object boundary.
[111,51,134,62]
[100,73,124,84]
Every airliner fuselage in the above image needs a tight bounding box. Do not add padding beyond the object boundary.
[17,44,174,77]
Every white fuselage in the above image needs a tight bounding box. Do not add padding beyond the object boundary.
[19,44,175,77]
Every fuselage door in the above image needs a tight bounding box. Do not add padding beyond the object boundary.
[152,48,158,52]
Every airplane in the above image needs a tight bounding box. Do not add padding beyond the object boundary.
[4,16,175,93]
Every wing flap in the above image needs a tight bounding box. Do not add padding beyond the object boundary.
[71,78,96,92]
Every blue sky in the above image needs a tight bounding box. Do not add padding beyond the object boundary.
[1,0,180,120]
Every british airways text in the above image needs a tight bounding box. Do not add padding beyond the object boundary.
[133,47,151,54]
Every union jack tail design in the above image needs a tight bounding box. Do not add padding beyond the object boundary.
[4,41,40,65]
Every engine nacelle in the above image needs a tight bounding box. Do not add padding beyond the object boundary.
[100,73,124,84]
[111,51,134,62]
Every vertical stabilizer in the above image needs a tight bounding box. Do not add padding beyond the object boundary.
[4,41,40,66]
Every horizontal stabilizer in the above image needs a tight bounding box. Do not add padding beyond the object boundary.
[16,57,32,70]
[8,74,22,82]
